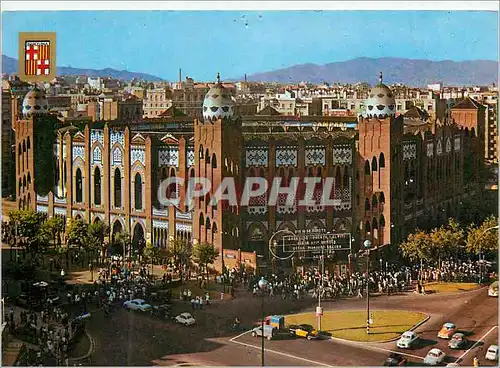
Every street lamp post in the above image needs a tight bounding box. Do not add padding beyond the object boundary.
[258,277,268,367]
[317,246,325,332]
[364,239,372,335]
[478,225,499,284]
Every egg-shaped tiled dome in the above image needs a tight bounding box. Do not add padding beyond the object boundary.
[363,72,396,119]
[202,73,235,122]
[22,87,49,118]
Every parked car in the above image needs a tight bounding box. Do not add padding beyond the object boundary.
[175,312,196,326]
[488,281,498,297]
[396,331,419,349]
[123,299,152,312]
[448,333,467,349]
[251,325,277,340]
[384,353,407,366]
[424,348,446,366]
[288,324,319,340]
[485,345,499,361]
[438,322,456,339]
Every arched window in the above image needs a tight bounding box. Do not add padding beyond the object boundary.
[380,192,385,203]
[379,214,386,227]
[365,198,370,210]
[212,154,217,168]
[365,221,371,233]
[364,160,370,175]
[199,145,204,159]
[93,167,101,205]
[26,138,30,167]
[379,152,385,168]
[372,194,378,207]
[372,217,378,230]
[113,148,122,165]
[371,156,378,171]
[134,173,143,210]
[343,166,349,189]
[63,160,67,186]
[27,173,31,187]
[18,143,22,172]
[205,149,210,164]
[75,168,83,203]
[114,168,122,207]
[93,146,102,162]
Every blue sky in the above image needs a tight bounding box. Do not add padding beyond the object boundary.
[2,11,498,81]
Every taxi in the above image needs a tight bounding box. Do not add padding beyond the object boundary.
[438,322,456,339]
[288,324,320,340]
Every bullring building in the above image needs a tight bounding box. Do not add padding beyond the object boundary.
[13,73,485,272]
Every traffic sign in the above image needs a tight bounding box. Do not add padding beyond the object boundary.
[316,306,323,316]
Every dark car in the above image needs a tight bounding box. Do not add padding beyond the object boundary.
[150,304,173,319]
[384,353,407,366]
[448,333,467,349]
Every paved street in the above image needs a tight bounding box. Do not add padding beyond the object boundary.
[84,284,497,366]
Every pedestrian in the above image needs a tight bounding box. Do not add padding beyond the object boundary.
[220,291,224,300]
[191,298,196,310]
[205,292,210,306]
[198,297,203,310]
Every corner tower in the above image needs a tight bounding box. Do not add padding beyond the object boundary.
[193,74,243,271]
[356,73,403,248]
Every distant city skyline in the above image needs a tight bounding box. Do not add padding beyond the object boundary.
[2,11,498,81]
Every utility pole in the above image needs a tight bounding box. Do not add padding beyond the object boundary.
[366,248,370,335]
[317,246,324,332]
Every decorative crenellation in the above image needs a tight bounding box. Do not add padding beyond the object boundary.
[91,130,104,146]
[131,147,146,166]
[37,204,49,213]
[54,207,66,216]
[92,146,102,164]
[246,146,268,167]
[454,135,461,152]
[110,130,125,148]
[436,139,443,156]
[112,147,123,166]
[176,210,193,220]
[159,146,179,167]
[446,137,452,153]
[72,145,85,162]
[152,219,169,229]
[403,142,417,161]
[275,146,297,167]
[36,194,48,202]
[305,145,326,166]
[153,206,168,217]
[187,146,195,167]
[176,223,192,233]
[427,142,434,157]
[332,145,352,165]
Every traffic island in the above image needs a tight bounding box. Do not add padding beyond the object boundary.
[421,282,479,294]
[285,310,428,342]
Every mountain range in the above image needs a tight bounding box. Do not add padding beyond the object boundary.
[3,54,497,86]
[2,54,164,81]
[237,57,498,86]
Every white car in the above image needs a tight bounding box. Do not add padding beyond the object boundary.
[485,344,498,361]
[424,348,446,366]
[123,299,152,312]
[396,331,419,349]
[175,312,196,326]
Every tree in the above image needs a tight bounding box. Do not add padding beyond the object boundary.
[43,216,65,246]
[400,230,433,263]
[143,241,160,274]
[429,218,465,268]
[466,216,498,257]
[89,221,109,263]
[66,219,89,267]
[7,210,48,257]
[114,232,131,259]
[192,242,218,280]
[167,238,192,282]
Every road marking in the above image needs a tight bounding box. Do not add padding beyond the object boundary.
[229,332,333,367]
[455,325,498,363]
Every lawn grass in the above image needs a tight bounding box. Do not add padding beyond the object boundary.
[423,282,479,293]
[285,310,428,342]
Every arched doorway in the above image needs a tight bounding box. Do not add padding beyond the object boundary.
[132,222,145,259]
